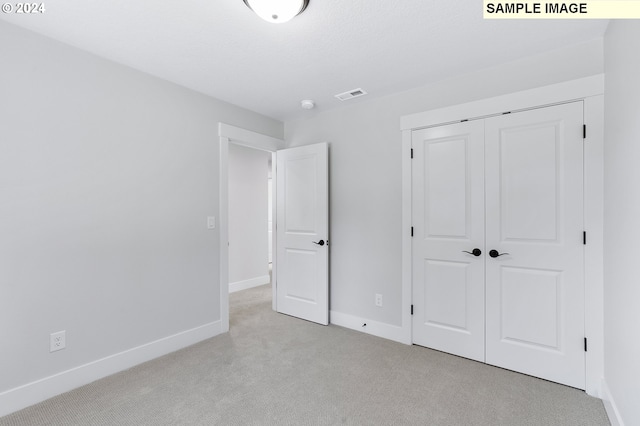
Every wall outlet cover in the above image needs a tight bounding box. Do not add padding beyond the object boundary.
[375,293,383,307]
[50,331,66,352]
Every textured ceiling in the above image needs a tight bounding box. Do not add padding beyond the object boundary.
[1,1,608,121]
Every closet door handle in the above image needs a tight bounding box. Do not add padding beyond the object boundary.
[489,249,509,258]
[462,248,482,257]
[312,240,325,246]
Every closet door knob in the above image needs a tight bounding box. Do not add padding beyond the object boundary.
[462,248,482,257]
[489,249,509,258]
[312,240,325,246]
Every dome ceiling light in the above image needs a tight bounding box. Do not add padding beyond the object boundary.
[243,0,310,24]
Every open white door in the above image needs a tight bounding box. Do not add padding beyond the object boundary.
[275,143,329,325]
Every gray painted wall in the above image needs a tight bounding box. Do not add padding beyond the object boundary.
[0,21,282,393]
[603,21,640,426]
[228,144,269,284]
[285,38,604,327]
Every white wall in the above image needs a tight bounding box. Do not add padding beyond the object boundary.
[228,144,270,290]
[0,20,282,409]
[603,21,640,426]
[285,39,604,329]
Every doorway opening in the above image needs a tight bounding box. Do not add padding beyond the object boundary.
[228,144,272,295]
[227,144,274,325]
[218,123,284,333]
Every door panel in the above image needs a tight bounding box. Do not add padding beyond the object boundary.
[412,121,485,362]
[426,137,469,238]
[283,248,317,302]
[423,260,472,331]
[500,266,561,349]
[500,125,559,241]
[485,102,585,389]
[283,155,317,232]
[276,143,328,325]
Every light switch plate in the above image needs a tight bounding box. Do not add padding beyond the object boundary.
[207,216,215,229]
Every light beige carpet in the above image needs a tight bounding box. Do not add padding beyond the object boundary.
[0,284,609,425]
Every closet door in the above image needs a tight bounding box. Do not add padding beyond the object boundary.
[484,102,585,389]
[411,121,486,362]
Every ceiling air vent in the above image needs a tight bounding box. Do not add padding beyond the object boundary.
[335,88,368,101]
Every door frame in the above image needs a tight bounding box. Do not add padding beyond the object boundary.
[400,75,604,397]
[218,123,285,332]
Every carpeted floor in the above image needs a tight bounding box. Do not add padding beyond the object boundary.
[1,284,609,425]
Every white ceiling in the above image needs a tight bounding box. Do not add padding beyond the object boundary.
[1,1,608,121]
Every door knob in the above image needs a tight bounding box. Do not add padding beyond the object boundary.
[312,240,325,246]
[462,248,482,257]
[489,249,509,258]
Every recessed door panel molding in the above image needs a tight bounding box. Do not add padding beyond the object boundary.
[283,154,317,234]
[426,136,470,239]
[423,259,471,332]
[276,143,329,325]
[500,266,562,350]
[412,121,485,363]
[499,123,561,242]
[412,102,585,389]
[283,248,317,303]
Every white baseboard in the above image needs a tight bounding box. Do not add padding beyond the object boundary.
[0,321,222,418]
[229,275,270,293]
[601,379,625,426]
[330,311,410,344]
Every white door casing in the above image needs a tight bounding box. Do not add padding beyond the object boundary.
[484,102,585,389]
[411,102,585,389]
[268,177,273,264]
[412,121,486,362]
[276,143,329,325]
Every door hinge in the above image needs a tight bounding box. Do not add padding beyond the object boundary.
[411,304,414,315]
[411,226,414,237]
[583,231,587,245]
[584,337,588,352]
[410,148,414,159]
[583,124,587,139]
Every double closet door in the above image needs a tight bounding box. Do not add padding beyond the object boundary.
[411,102,585,389]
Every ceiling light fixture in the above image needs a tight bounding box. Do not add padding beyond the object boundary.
[243,0,309,24]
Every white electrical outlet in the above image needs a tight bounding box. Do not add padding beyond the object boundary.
[207,216,216,229]
[375,293,383,307]
[50,331,66,352]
